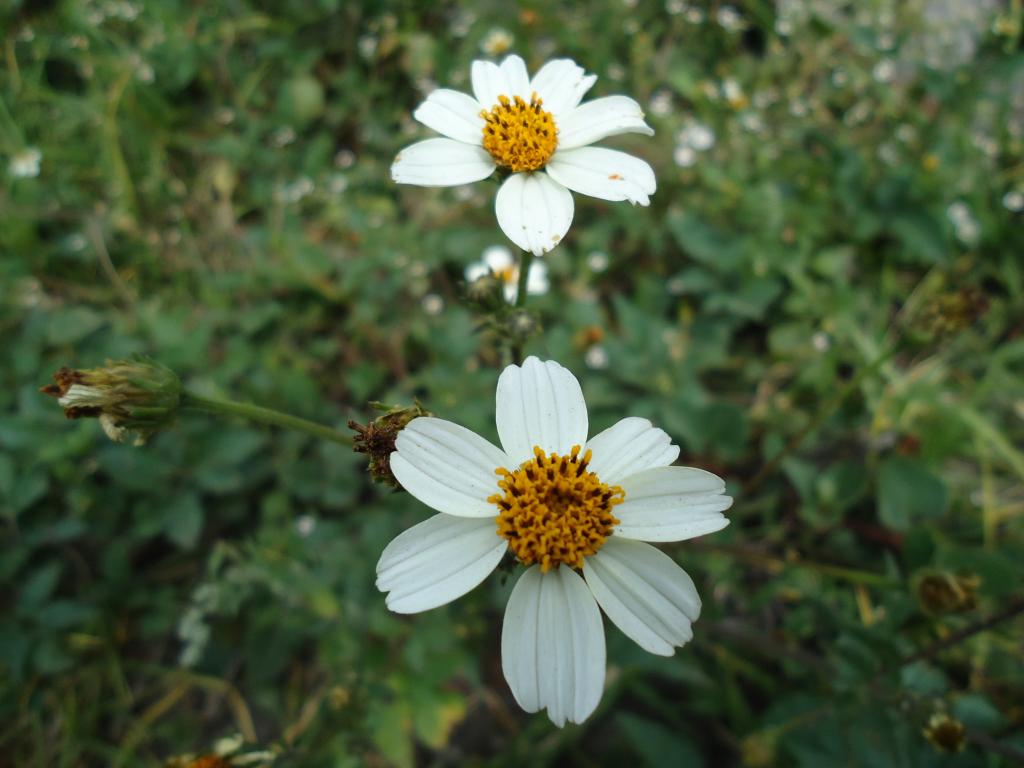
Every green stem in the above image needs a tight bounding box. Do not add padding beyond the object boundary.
[181,391,351,445]
[515,249,533,308]
[509,249,535,364]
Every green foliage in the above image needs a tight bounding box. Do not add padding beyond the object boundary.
[2,0,1023,765]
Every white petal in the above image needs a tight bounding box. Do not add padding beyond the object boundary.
[585,417,679,485]
[495,357,588,466]
[391,138,495,187]
[526,260,549,295]
[501,565,606,727]
[494,172,574,255]
[472,60,508,109]
[584,538,701,656]
[530,59,598,119]
[499,54,531,99]
[483,244,514,271]
[556,96,654,150]
[546,147,656,206]
[391,417,508,517]
[615,466,732,542]
[465,262,488,282]
[413,89,485,145]
[377,514,507,613]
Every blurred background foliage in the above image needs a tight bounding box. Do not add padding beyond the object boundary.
[2,0,1024,765]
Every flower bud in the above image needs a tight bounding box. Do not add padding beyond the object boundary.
[465,272,506,310]
[41,358,182,445]
[914,569,980,615]
[910,285,989,342]
[923,713,966,753]
[349,402,432,487]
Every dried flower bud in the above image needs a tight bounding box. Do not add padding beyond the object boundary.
[465,272,506,310]
[739,731,777,767]
[923,713,966,753]
[507,308,539,338]
[914,570,980,615]
[41,358,182,445]
[349,401,431,487]
[911,285,989,341]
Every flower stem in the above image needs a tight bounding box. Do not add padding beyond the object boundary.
[515,250,533,308]
[509,249,535,364]
[181,391,351,445]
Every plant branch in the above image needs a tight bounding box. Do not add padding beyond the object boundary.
[181,391,352,445]
[889,595,1024,674]
[515,249,533,309]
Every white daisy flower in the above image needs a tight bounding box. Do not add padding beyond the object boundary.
[376,357,732,727]
[9,147,42,178]
[465,244,549,303]
[391,55,657,256]
[481,28,514,56]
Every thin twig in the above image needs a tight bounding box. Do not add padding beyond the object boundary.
[86,218,135,307]
[888,595,1024,674]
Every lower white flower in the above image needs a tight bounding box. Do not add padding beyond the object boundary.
[465,245,549,303]
[376,357,732,727]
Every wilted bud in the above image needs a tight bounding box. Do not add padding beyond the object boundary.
[507,307,539,338]
[349,401,432,487]
[923,713,966,753]
[465,272,506,310]
[41,358,182,445]
[739,731,777,767]
[911,285,989,341]
[914,570,980,615]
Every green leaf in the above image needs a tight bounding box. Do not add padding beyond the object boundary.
[163,493,204,549]
[877,456,948,531]
[19,562,62,612]
[36,599,97,629]
[618,713,705,768]
[45,307,105,344]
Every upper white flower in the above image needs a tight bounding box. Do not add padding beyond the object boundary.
[376,357,732,727]
[465,244,549,303]
[391,55,657,256]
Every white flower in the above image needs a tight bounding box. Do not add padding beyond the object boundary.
[391,55,656,256]
[9,147,41,178]
[676,119,715,151]
[584,345,609,369]
[376,357,732,726]
[947,201,980,245]
[872,58,895,83]
[716,5,745,31]
[673,145,697,167]
[481,28,514,56]
[721,78,745,108]
[586,250,609,272]
[648,89,673,117]
[465,245,549,303]
[421,293,445,315]
[1003,190,1024,212]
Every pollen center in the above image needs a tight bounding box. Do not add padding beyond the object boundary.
[490,445,623,572]
[480,93,558,172]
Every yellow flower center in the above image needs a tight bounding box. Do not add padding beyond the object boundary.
[490,445,623,572]
[494,265,516,284]
[480,93,558,172]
